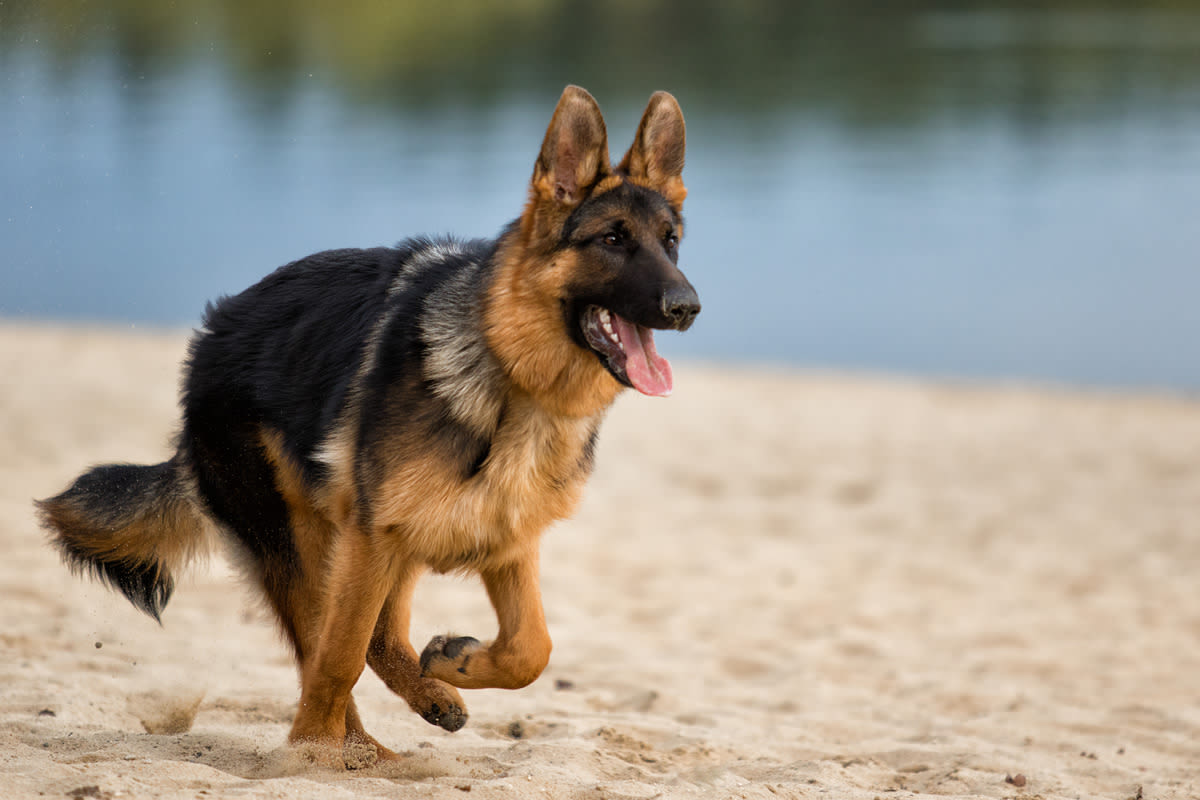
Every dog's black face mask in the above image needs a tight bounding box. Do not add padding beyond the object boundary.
[560,181,700,396]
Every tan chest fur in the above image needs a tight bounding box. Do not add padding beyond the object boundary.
[371,393,600,573]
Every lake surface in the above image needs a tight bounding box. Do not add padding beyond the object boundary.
[4,4,1200,390]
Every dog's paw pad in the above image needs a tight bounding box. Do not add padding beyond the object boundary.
[420,635,482,675]
[420,701,469,732]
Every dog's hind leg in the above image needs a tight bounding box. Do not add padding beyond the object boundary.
[419,548,552,691]
[271,557,403,765]
[248,428,399,763]
[273,559,402,765]
[366,562,468,732]
[288,529,394,752]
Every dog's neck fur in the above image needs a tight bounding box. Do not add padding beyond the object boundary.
[481,227,623,421]
[395,234,613,433]
[415,246,508,435]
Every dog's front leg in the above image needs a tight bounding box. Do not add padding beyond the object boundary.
[288,531,391,755]
[420,548,552,690]
[366,563,469,731]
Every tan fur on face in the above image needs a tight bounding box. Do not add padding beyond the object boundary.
[483,243,621,420]
[480,87,632,418]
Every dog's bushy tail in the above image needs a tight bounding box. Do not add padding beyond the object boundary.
[36,456,213,622]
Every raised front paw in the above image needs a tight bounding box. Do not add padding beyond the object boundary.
[408,674,469,732]
[420,634,482,681]
[420,698,468,732]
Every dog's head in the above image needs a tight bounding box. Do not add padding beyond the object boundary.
[488,87,699,414]
[532,86,699,396]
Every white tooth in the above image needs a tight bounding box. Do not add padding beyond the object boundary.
[597,308,617,341]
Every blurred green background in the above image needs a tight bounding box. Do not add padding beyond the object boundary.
[4,1,1200,388]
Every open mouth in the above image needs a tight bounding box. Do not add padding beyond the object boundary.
[580,305,673,397]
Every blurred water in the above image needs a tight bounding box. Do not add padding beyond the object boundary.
[4,4,1200,390]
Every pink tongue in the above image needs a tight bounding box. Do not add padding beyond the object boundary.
[611,314,673,397]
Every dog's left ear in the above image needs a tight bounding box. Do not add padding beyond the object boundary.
[618,91,687,210]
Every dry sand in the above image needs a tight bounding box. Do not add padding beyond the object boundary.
[1,322,1198,799]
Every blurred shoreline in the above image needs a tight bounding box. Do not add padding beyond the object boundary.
[6,3,1200,387]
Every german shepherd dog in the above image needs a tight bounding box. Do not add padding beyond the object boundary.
[37,86,698,765]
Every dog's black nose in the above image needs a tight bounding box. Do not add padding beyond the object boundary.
[661,284,701,331]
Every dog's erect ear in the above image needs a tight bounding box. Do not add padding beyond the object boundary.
[618,91,687,210]
[532,86,611,207]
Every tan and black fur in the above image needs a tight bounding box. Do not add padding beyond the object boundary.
[37,86,699,766]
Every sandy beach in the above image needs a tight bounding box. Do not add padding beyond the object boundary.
[1,321,1197,799]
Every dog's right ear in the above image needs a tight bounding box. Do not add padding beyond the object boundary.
[532,86,611,208]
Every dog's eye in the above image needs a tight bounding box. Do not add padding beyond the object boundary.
[602,232,623,248]
[664,233,679,251]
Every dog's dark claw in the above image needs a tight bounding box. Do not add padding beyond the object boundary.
[421,702,468,732]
